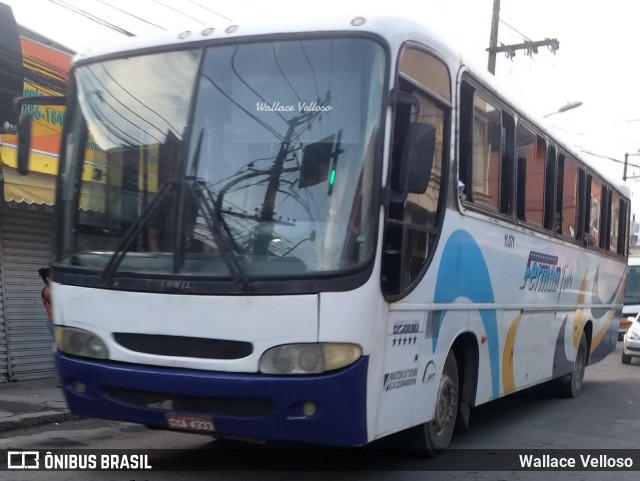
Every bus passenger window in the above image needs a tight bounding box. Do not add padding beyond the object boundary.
[516,126,546,225]
[557,155,579,239]
[588,179,603,247]
[470,93,501,210]
[460,83,514,215]
[610,194,621,253]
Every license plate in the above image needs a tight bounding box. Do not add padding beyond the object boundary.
[165,413,216,433]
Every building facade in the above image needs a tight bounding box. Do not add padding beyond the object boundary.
[0,3,72,381]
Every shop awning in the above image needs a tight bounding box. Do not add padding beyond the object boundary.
[2,165,56,205]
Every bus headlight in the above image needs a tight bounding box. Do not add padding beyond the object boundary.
[55,326,109,360]
[259,343,362,375]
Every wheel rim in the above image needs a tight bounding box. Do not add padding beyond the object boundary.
[432,373,457,436]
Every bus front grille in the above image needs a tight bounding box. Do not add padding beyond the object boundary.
[113,333,253,359]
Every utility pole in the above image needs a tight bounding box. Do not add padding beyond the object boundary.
[486,0,560,75]
[487,0,501,75]
[623,152,640,181]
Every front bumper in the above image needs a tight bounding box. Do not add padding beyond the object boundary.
[623,335,640,357]
[55,352,368,447]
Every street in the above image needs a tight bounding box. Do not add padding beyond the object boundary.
[0,342,638,480]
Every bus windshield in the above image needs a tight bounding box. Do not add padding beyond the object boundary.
[58,38,386,282]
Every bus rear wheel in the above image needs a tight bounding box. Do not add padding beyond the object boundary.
[419,350,459,456]
[556,332,587,398]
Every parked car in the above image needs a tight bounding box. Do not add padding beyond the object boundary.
[621,257,640,340]
[620,315,634,341]
[622,313,640,364]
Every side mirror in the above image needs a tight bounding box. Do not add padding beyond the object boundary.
[395,122,436,196]
[12,94,67,176]
[17,112,33,175]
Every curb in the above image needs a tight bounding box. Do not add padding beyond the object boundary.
[0,410,78,433]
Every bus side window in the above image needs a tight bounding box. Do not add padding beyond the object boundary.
[458,82,474,204]
[588,178,603,247]
[515,125,546,226]
[459,81,511,216]
[554,153,579,240]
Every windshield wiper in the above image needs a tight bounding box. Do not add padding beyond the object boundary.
[192,178,252,290]
[101,181,176,285]
[188,129,251,290]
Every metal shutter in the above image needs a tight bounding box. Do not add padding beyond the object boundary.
[0,206,55,381]
[0,234,6,383]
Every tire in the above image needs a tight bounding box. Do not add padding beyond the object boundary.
[413,350,459,456]
[556,332,587,398]
[622,352,632,365]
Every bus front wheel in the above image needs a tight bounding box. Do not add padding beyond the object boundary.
[420,350,459,456]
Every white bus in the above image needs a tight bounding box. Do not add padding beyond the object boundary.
[16,13,629,454]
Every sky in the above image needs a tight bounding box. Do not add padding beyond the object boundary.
[3,0,640,209]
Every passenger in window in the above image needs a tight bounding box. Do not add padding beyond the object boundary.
[458,180,467,202]
[584,232,597,247]
[555,213,562,235]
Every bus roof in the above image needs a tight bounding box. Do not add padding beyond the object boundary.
[73,14,443,63]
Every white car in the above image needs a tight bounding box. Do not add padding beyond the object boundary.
[621,257,640,340]
[622,313,640,364]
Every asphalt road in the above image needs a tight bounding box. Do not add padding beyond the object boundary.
[0,342,638,480]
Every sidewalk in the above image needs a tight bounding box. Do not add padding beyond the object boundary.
[0,377,75,433]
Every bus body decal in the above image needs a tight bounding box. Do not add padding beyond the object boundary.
[590,272,626,362]
[552,316,574,378]
[573,273,588,349]
[502,314,522,394]
[434,230,500,398]
[591,267,624,319]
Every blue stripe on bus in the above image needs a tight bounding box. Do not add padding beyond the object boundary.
[552,315,573,378]
[433,230,500,398]
[55,353,369,447]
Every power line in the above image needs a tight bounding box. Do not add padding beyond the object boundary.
[47,0,135,37]
[498,18,531,42]
[576,147,627,166]
[151,0,206,25]
[187,0,233,22]
[96,0,167,31]
[433,0,534,43]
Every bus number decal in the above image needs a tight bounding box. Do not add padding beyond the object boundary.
[504,234,515,249]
